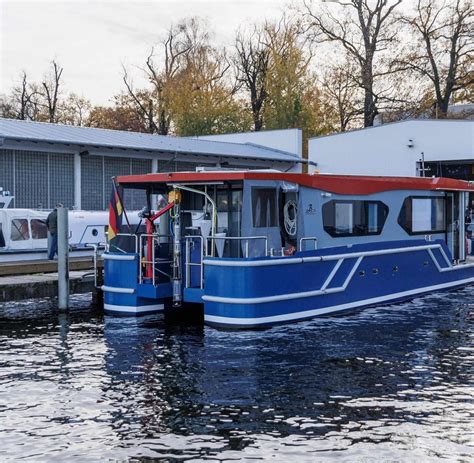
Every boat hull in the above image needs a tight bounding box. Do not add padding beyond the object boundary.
[102,253,167,316]
[202,240,474,328]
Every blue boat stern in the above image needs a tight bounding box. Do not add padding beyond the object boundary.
[102,253,168,316]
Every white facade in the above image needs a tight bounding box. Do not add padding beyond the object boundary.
[195,128,303,172]
[309,120,474,177]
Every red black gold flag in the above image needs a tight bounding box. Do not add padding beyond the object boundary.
[108,181,123,240]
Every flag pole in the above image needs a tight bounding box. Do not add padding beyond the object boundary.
[112,177,131,231]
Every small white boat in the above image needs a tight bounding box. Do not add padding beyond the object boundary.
[0,189,141,262]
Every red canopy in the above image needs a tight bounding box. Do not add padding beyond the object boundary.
[116,171,474,195]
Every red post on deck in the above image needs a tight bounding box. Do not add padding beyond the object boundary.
[145,201,175,280]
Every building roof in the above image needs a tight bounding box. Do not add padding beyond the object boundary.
[0,118,300,163]
[308,118,473,141]
[116,171,474,194]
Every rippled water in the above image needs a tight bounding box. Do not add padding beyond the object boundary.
[1,289,473,462]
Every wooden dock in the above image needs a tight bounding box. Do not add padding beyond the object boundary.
[0,256,102,277]
[0,257,103,303]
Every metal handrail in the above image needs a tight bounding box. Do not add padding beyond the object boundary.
[138,233,173,285]
[299,237,318,252]
[184,235,204,289]
[83,242,105,288]
[208,235,268,258]
[106,232,139,254]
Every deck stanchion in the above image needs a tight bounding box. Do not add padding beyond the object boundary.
[57,206,69,310]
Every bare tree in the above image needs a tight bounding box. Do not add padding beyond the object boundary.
[302,0,402,127]
[123,17,233,136]
[15,72,32,120]
[321,57,364,131]
[60,93,92,126]
[233,26,270,131]
[122,70,160,134]
[41,60,63,123]
[398,0,473,118]
[122,20,198,135]
[3,71,40,120]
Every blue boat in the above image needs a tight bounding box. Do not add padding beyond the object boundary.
[102,171,474,328]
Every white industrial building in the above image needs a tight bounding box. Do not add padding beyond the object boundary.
[0,119,304,210]
[309,120,474,179]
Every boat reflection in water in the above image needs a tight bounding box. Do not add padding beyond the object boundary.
[99,288,473,460]
[0,290,472,460]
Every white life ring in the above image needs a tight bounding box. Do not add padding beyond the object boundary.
[284,200,298,236]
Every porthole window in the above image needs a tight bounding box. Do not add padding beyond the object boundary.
[322,200,388,237]
[398,196,446,235]
[92,228,98,237]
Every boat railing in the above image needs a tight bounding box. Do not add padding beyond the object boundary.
[106,232,139,254]
[183,235,268,289]
[84,242,105,288]
[299,237,318,252]
[138,233,173,285]
[184,235,204,289]
[207,235,269,258]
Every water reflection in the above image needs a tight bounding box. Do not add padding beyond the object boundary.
[0,289,473,461]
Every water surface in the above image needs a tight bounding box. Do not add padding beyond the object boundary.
[1,289,473,461]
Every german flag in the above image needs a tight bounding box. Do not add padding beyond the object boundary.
[108,181,123,241]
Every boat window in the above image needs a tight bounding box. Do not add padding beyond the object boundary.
[31,219,48,239]
[11,219,30,241]
[323,200,388,237]
[252,188,277,228]
[398,196,446,235]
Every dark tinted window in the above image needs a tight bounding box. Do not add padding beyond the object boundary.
[323,200,388,237]
[398,196,445,235]
[11,219,29,241]
[252,188,277,228]
[31,219,48,239]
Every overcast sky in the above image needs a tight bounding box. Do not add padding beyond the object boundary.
[1,0,289,105]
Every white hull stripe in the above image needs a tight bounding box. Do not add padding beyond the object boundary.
[203,244,443,267]
[101,285,135,294]
[204,276,474,325]
[104,303,164,313]
[103,254,136,261]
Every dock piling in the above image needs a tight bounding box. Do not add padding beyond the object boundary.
[57,206,69,310]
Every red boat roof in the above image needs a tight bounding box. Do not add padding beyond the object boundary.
[116,171,474,195]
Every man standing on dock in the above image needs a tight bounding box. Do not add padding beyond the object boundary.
[46,203,62,260]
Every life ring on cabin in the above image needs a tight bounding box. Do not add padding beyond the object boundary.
[283,200,298,237]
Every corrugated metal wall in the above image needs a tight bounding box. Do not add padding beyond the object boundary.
[0,149,74,208]
[81,155,153,210]
[0,148,268,210]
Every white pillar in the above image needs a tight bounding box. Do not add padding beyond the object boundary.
[57,207,69,310]
[74,153,81,209]
[152,157,158,173]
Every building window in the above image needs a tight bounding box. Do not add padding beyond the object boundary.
[252,188,277,228]
[323,200,388,237]
[31,219,48,239]
[398,196,446,235]
[11,219,30,241]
